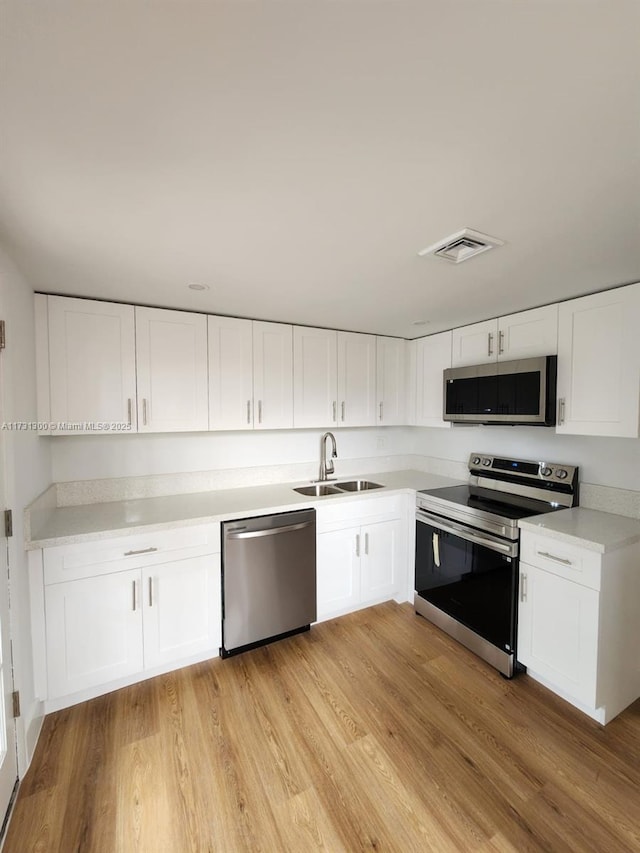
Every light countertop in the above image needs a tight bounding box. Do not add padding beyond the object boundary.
[519,507,640,553]
[26,469,462,550]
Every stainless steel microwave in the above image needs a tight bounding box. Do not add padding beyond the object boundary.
[443,355,557,425]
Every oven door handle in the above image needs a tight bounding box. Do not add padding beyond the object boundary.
[416,510,518,557]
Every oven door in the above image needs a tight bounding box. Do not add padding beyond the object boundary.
[415,509,519,659]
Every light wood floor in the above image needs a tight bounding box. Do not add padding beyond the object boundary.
[5,601,640,852]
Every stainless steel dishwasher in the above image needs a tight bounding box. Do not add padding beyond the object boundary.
[221,509,316,657]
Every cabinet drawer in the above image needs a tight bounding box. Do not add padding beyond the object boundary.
[316,494,404,531]
[520,533,601,591]
[44,523,220,584]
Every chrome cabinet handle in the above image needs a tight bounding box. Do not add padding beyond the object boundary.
[247,400,251,424]
[379,402,383,422]
[520,573,527,603]
[488,333,494,357]
[258,400,262,424]
[341,401,345,422]
[124,547,158,556]
[498,330,504,355]
[364,532,369,555]
[558,397,566,425]
[132,580,137,611]
[538,551,572,566]
[355,534,360,557]
[332,401,337,422]
[142,398,149,426]
[127,398,132,427]
[148,576,153,607]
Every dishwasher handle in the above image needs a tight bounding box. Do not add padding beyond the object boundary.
[226,520,314,540]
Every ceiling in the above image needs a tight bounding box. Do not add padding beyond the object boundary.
[1,1,639,339]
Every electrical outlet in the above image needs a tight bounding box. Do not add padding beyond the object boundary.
[376,435,386,449]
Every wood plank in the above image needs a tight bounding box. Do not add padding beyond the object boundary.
[5,602,640,852]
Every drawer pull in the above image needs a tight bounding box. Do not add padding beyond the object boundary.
[538,550,572,566]
[124,547,158,557]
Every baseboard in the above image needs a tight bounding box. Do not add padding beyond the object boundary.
[20,700,45,777]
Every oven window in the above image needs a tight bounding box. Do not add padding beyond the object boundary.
[415,520,516,651]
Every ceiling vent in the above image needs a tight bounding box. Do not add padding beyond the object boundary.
[418,228,504,263]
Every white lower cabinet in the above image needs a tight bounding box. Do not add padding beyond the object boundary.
[317,527,361,618]
[517,562,599,707]
[517,529,640,724]
[46,569,144,697]
[316,496,407,621]
[35,525,221,710]
[142,556,220,669]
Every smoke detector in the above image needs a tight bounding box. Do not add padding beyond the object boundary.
[418,228,504,263]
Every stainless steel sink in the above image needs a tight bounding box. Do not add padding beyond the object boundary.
[293,484,342,497]
[335,480,384,492]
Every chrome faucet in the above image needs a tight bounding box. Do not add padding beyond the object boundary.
[318,431,338,482]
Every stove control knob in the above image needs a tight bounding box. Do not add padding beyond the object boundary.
[472,456,481,465]
[540,467,552,477]
[556,469,568,480]
[482,458,491,467]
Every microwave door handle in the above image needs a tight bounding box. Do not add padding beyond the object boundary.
[416,510,516,557]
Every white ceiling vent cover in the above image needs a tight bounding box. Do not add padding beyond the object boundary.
[418,228,504,263]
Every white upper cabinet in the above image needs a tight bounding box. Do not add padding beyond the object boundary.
[337,332,377,427]
[208,317,293,430]
[556,283,640,437]
[293,327,338,427]
[135,307,209,433]
[293,327,377,428]
[415,330,452,428]
[451,305,558,367]
[208,316,254,430]
[451,319,496,367]
[376,337,406,425]
[37,294,137,434]
[405,340,417,426]
[498,304,558,360]
[252,321,293,430]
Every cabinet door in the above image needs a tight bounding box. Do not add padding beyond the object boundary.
[45,569,143,698]
[415,330,452,428]
[293,326,338,427]
[338,332,377,426]
[253,322,293,430]
[498,304,558,360]
[517,563,599,706]
[142,555,221,669]
[316,527,360,620]
[376,337,406,425]
[405,340,417,426]
[208,316,253,430]
[451,319,497,367]
[45,296,137,433]
[136,307,209,432]
[556,283,640,437]
[360,519,402,603]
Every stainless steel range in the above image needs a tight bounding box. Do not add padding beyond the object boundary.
[414,453,579,677]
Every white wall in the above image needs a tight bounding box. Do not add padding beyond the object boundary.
[50,426,412,483]
[50,419,640,494]
[0,246,52,772]
[408,426,640,491]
